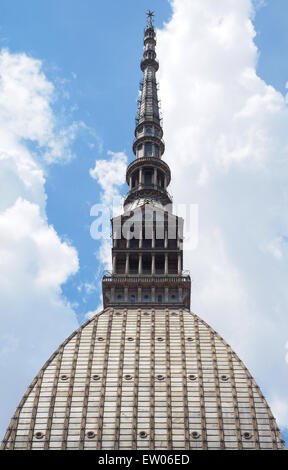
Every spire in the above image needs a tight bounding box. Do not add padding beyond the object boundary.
[124,13,170,210]
[134,11,163,155]
[101,12,190,310]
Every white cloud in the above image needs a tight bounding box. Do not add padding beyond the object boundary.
[0,49,83,166]
[89,150,127,205]
[94,238,112,272]
[252,0,267,12]
[260,236,284,260]
[0,49,80,438]
[270,398,288,429]
[90,150,128,273]
[84,304,103,321]
[157,0,288,427]
[0,198,78,289]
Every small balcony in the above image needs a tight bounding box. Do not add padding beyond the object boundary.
[102,271,191,284]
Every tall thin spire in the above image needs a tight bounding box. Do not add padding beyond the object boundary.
[134,13,163,155]
[125,14,170,210]
[101,13,190,310]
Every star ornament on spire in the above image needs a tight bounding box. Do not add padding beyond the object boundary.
[147,10,154,23]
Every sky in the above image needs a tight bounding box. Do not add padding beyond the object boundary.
[0,0,288,446]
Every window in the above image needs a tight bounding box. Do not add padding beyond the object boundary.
[168,239,177,249]
[154,145,159,157]
[118,238,126,249]
[143,239,152,248]
[129,257,138,274]
[145,143,152,156]
[144,170,152,184]
[142,255,151,274]
[155,255,164,274]
[157,172,164,187]
[168,254,178,274]
[130,239,139,248]
[116,256,125,274]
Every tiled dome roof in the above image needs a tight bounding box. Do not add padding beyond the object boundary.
[1,308,285,450]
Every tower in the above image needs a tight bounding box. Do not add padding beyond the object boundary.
[102,11,190,312]
[1,13,285,451]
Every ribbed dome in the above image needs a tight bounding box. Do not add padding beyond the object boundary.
[1,308,284,450]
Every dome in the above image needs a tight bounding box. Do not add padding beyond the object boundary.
[1,307,284,450]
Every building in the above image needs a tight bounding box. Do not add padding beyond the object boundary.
[1,13,285,451]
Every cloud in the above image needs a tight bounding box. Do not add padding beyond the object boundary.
[0,198,78,289]
[0,49,83,166]
[84,304,103,321]
[0,49,80,438]
[89,150,127,205]
[157,0,288,427]
[89,150,128,273]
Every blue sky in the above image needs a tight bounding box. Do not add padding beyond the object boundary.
[1,0,287,324]
[0,0,288,446]
[1,0,173,324]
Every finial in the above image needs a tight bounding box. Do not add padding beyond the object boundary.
[146,10,154,25]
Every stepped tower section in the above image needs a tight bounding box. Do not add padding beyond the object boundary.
[102,14,191,310]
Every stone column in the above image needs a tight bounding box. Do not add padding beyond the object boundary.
[178,287,183,303]
[164,229,168,249]
[125,254,129,275]
[124,287,128,302]
[138,287,142,303]
[177,232,180,249]
[153,167,157,187]
[165,254,168,275]
[112,254,116,274]
[138,254,142,274]
[178,254,182,275]
[152,223,155,249]
[139,167,143,188]
[152,286,155,302]
[165,287,169,302]
[151,254,155,275]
